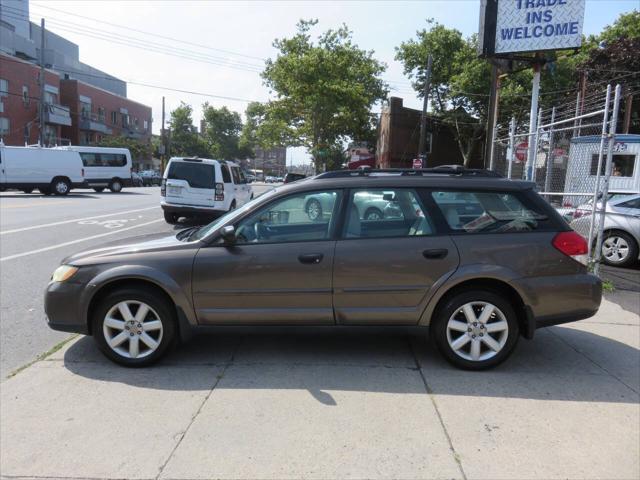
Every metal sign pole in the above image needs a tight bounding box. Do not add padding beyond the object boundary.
[525,62,541,181]
[507,117,515,179]
[531,108,543,184]
[543,107,556,193]
[593,84,622,277]
[586,84,612,259]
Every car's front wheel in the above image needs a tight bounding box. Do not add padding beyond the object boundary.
[92,287,176,367]
[431,290,519,370]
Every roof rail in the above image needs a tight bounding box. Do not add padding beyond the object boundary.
[315,165,502,179]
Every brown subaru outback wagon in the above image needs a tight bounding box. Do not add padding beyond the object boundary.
[45,166,601,369]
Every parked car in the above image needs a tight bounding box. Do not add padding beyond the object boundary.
[54,146,133,193]
[570,193,640,267]
[131,172,144,187]
[140,170,162,186]
[304,190,402,221]
[265,176,275,183]
[160,157,253,224]
[284,172,306,184]
[0,145,86,195]
[555,191,637,223]
[45,166,601,370]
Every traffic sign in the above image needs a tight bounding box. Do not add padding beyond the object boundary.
[412,158,423,169]
[514,142,528,163]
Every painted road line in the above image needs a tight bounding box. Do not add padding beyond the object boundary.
[0,218,164,262]
[0,206,158,235]
[0,201,75,209]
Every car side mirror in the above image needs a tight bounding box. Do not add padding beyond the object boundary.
[221,225,237,245]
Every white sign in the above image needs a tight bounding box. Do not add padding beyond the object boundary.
[495,0,585,54]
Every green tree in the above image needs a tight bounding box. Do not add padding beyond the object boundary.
[201,104,245,159]
[260,19,388,171]
[168,102,208,157]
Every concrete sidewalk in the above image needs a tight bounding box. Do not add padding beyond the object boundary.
[1,292,638,480]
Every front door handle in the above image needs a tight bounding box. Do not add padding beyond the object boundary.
[423,248,448,259]
[298,253,324,264]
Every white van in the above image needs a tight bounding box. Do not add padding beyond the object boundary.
[0,145,86,195]
[54,146,132,192]
[161,157,253,223]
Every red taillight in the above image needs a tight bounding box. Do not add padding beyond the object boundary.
[553,231,588,257]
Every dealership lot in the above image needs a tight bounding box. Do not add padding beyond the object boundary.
[1,185,639,479]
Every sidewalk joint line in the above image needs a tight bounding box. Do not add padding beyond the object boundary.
[408,336,468,480]
[549,328,639,395]
[154,335,245,480]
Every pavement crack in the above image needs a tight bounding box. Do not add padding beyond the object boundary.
[549,328,639,395]
[154,335,245,480]
[407,336,468,480]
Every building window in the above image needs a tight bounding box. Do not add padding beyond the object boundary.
[0,117,10,135]
[122,113,129,128]
[111,111,117,125]
[44,125,57,146]
[143,120,149,131]
[22,86,30,107]
[97,107,105,123]
[44,91,57,105]
[0,79,8,97]
[80,131,93,145]
[80,101,91,119]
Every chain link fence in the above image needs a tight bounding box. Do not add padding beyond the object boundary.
[492,84,626,274]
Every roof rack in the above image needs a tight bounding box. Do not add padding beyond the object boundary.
[315,165,502,179]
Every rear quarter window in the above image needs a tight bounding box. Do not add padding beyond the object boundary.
[431,190,555,233]
[167,162,215,189]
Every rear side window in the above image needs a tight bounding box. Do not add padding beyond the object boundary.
[221,165,232,183]
[431,190,549,233]
[167,162,215,189]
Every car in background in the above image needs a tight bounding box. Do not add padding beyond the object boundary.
[140,170,162,186]
[131,172,144,187]
[556,191,637,223]
[570,194,640,267]
[161,157,252,224]
[284,172,306,184]
[304,190,404,221]
[55,146,132,193]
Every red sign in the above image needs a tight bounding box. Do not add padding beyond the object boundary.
[412,158,423,169]
[514,142,528,163]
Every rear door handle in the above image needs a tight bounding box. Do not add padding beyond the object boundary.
[423,248,448,259]
[298,253,324,264]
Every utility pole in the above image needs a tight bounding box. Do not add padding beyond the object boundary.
[484,63,501,170]
[525,56,542,181]
[161,96,166,171]
[38,18,46,146]
[417,54,433,167]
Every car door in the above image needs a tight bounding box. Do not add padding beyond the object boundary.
[220,163,235,209]
[230,166,250,205]
[333,188,459,325]
[192,189,343,325]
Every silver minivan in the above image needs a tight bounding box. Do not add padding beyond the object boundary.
[161,157,252,223]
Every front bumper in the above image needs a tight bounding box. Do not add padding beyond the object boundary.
[44,280,89,334]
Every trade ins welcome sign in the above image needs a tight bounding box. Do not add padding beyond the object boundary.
[479,0,586,56]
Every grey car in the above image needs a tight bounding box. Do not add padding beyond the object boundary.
[570,194,640,267]
[45,167,602,370]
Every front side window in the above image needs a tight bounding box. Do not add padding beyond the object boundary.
[235,190,341,244]
[432,190,548,233]
[80,152,100,166]
[167,162,215,189]
[344,188,433,238]
[230,166,240,184]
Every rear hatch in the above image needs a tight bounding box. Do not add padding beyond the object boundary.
[165,160,217,207]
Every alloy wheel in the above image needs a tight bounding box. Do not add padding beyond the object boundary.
[446,301,509,362]
[55,181,69,194]
[102,300,163,359]
[307,200,321,220]
[602,236,630,263]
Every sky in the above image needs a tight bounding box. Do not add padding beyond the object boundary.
[12,0,639,165]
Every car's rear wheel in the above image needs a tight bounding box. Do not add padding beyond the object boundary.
[92,287,176,367]
[52,178,71,196]
[431,290,519,370]
[109,179,123,193]
[164,211,178,224]
[601,231,638,268]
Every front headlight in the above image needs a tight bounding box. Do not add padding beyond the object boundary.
[51,265,79,283]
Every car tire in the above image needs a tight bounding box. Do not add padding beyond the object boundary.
[601,230,638,268]
[306,199,322,221]
[109,179,123,193]
[431,290,519,370]
[364,207,383,221]
[93,187,105,193]
[51,178,71,196]
[21,188,34,194]
[164,211,179,224]
[91,287,176,367]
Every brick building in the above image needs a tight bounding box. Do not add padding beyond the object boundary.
[59,79,152,148]
[376,97,466,169]
[0,53,71,145]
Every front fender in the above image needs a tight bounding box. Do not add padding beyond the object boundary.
[81,264,197,330]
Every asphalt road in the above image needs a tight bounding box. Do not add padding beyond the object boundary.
[0,184,274,379]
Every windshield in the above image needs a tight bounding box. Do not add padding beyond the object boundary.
[189,188,279,241]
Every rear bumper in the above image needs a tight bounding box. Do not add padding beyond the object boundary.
[161,201,226,216]
[515,273,602,330]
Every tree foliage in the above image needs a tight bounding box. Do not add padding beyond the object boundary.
[96,135,150,164]
[168,102,209,157]
[259,19,388,170]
